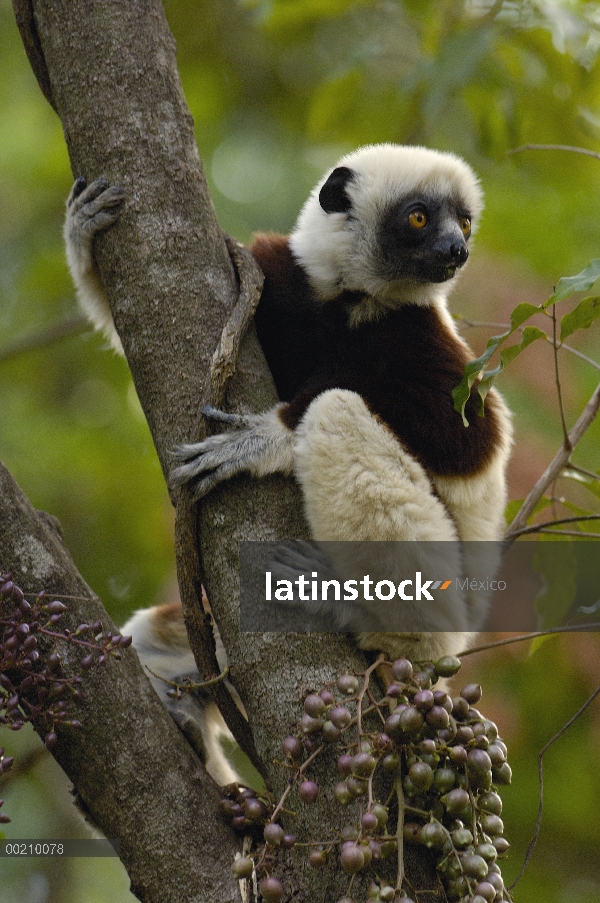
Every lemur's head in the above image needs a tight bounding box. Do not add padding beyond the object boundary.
[289,144,483,308]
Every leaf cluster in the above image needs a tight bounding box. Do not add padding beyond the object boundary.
[454,259,600,424]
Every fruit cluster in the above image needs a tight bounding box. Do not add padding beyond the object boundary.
[0,571,132,819]
[223,654,512,903]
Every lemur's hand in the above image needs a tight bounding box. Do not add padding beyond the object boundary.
[65,177,125,259]
[171,404,295,499]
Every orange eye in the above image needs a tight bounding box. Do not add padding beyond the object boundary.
[408,210,427,230]
[460,216,471,237]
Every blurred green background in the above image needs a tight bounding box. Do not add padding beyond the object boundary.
[1,0,600,900]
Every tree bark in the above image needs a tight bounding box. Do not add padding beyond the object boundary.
[12,0,447,899]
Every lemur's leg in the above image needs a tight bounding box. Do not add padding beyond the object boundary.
[292,388,473,662]
[294,389,458,543]
[122,601,244,787]
[64,177,125,354]
[170,404,295,498]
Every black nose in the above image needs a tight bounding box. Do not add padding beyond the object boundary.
[450,242,469,267]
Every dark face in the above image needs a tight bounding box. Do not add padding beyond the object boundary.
[377,195,472,284]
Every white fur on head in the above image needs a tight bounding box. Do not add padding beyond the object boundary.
[289,143,484,306]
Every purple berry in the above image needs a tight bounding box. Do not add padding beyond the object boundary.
[259,876,284,902]
[298,780,318,803]
[282,736,302,760]
[264,823,284,846]
[340,843,365,874]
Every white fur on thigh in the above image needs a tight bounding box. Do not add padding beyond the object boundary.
[293,389,458,543]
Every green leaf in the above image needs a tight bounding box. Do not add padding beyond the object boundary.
[529,633,553,655]
[545,259,600,306]
[258,0,364,29]
[452,331,508,425]
[563,469,600,501]
[476,326,546,405]
[559,295,600,341]
[504,495,553,526]
[453,304,544,424]
[560,499,596,519]
[509,301,541,330]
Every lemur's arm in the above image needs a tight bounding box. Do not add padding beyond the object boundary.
[170,404,295,498]
[64,177,125,354]
[65,177,291,498]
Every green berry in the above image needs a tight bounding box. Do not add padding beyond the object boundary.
[409,761,434,791]
[434,655,462,677]
[419,822,446,849]
[478,791,502,816]
[232,856,253,878]
[461,853,489,880]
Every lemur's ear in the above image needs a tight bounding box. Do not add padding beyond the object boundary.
[319,166,356,214]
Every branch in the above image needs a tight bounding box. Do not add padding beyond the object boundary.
[508,514,600,539]
[458,623,600,657]
[0,313,88,363]
[477,0,505,25]
[510,683,600,890]
[0,460,239,903]
[505,381,600,539]
[551,304,569,446]
[526,528,600,538]
[12,0,55,110]
[508,144,600,162]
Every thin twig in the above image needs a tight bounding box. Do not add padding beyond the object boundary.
[367,687,387,724]
[551,304,570,446]
[559,342,600,372]
[395,769,406,891]
[508,514,600,539]
[269,744,325,824]
[357,654,384,739]
[505,381,600,539]
[509,683,600,889]
[567,463,600,481]
[457,316,600,372]
[537,528,600,538]
[144,663,229,691]
[457,623,600,658]
[508,144,600,162]
[209,236,264,407]
[477,0,505,24]
[455,317,514,331]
